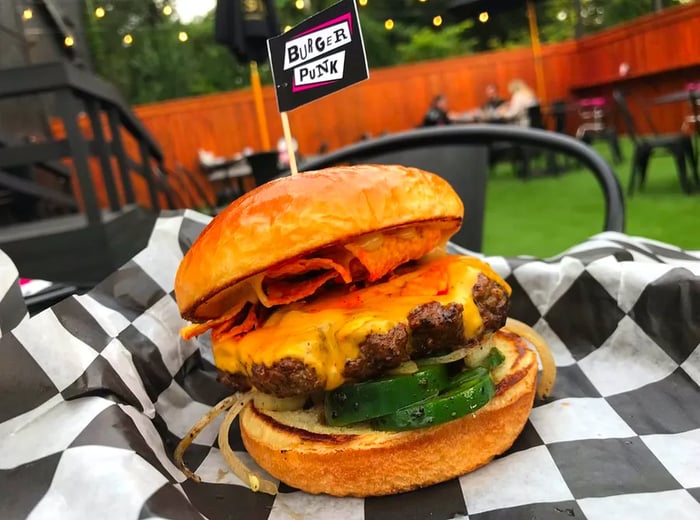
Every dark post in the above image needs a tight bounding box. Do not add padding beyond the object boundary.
[138,140,161,210]
[106,107,135,205]
[55,88,102,224]
[85,97,120,211]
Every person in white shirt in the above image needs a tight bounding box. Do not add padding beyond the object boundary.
[497,79,538,127]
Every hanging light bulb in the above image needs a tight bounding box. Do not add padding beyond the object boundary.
[64,35,75,47]
[359,0,368,6]
[95,6,106,18]
[479,11,489,23]
[283,25,292,33]
[163,5,173,16]
[22,8,33,20]
[433,15,442,27]
[178,31,189,43]
[123,34,133,46]
[295,0,305,10]
[384,19,394,31]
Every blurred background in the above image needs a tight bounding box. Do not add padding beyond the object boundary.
[0,0,698,312]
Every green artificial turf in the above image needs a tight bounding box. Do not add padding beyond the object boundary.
[481,139,700,258]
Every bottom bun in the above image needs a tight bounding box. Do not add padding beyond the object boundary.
[240,330,538,497]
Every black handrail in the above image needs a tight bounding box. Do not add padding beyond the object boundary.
[0,62,168,224]
[0,62,162,160]
[297,125,626,233]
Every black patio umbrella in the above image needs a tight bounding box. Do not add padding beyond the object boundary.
[448,0,547,101]
[215,0,281,150]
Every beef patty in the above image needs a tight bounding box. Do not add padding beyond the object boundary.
[219,273,509,397]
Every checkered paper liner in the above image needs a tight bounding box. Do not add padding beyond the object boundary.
[1,210,700,520]
[0,249,27,337]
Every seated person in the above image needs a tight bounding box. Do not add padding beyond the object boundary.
[497,79,538,126]
[482,84,505,112]
[422,94,453,126]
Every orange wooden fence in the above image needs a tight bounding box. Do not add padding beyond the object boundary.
[134,2,700,176]
[60,2,700,211]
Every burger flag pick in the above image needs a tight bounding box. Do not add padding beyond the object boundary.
[267,0,369,175]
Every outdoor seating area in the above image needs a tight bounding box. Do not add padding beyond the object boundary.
[1,1,699,519]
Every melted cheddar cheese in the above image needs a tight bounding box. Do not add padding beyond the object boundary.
[212,255,510,391]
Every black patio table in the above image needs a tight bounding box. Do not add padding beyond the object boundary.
[200,157,253,204]
[1,210,699,519]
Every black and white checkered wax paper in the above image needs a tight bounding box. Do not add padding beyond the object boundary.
[1,210,699,520]
[0,249,27,337]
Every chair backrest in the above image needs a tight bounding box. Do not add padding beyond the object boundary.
[294,125,625,252]
[527,104,545,130]
[247,151,281,187]
[551,100,568,134]
[612,90,640,142]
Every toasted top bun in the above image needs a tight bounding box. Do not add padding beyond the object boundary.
[175,165,464,321]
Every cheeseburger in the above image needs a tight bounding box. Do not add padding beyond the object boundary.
[174,164,555,497]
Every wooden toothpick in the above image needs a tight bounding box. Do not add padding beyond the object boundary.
[280,112,299,176]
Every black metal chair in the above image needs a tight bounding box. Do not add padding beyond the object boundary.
[548,100,580,173]
[574,97,623,165]
[685,89,700,170]
[524,104,561,177]
[247,151,282,187]
[613,90,698,195]
[292,125,625,252]
[551,100,569,135]
[579,127,623,165]
[487,105,548,181]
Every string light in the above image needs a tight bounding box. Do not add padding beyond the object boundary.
[479,11,489,23]
[64,35,75,47]
[419,0,427,3]
[95,6,105,18]
[295,0,304,10]
[163,5,173,16]
[283,25,292,32]
[22,8,33,20]
[557,10,568,21]
[359,0,368,6]
[384,18,394,30]
[123,33,133,46]
[178,31,189,42]
[433,15,442,27]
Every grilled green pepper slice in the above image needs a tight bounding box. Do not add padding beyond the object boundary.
[474,347,506,370]
[447,366,489,390]
[325,365,449,426]
[372,369,496,431]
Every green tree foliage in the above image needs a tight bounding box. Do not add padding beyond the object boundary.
[84,0,688,104]
[84,0,251,103]
[397,20,476,63]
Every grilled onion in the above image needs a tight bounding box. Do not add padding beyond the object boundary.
[416,346,471,366]
[386,360,419,375]
[503,318,556,400]
[174,394,239,482]
[219,394,278,495]
[253,392,307,412]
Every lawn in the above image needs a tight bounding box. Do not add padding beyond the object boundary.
[481,138,700,258]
